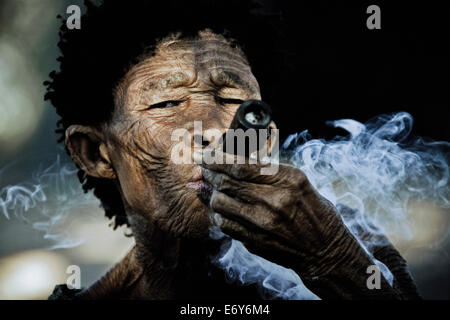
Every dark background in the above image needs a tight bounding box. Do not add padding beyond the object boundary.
[267,0,449,142]
[0,0,448,299]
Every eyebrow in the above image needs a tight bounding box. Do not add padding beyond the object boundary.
[141,72,193,91]
[140,69,257,94]
[210,69,257,94]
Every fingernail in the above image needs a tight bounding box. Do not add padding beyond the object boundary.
[202,167,212,180]
[192,150,203,164]
[213,213,223,227]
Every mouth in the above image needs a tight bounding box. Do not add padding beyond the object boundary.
[187,168,207,189]
[187,167,213,201]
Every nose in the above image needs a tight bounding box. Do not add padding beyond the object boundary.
[191,99,273,151]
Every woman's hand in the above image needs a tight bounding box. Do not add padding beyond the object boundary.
[196,149,400,299]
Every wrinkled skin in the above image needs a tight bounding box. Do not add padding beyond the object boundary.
[64,30,419,299]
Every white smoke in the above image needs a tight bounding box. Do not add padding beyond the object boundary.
[1,112,448,298]
[0,155,99,249]
[285,112,449,240]
[212,112,449,299]
[210,226,320,299]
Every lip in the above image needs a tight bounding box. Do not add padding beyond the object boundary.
[187,167,212,196]
[189,168,204,183]
[187,167,205,189]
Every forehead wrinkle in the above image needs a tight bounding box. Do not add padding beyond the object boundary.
[192,40,249,68]
[190,43,256,94]
[124,46,197,90]
[195,45,247,61]
[199,57,251,75]
[130,56,197,92]
[195,52,250,70]
[166,38,244,55]
[121,33,258,100]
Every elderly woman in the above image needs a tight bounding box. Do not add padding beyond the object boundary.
[46,0,419,300]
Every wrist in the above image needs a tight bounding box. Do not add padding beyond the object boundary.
[298,227,400,299]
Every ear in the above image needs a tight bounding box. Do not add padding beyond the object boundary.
[65,125,116,179]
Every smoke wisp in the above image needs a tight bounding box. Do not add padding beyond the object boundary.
[1,112,448,298]
[0,155,100,249]
[212,112,449,299]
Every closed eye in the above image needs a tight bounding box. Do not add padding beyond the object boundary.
[148,100,183,109]
[216,97,244,105]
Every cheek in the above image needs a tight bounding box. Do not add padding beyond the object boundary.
[106,119,165,207]
[111,150,156,212]
[107,116,190,207]
[117,116,177,160]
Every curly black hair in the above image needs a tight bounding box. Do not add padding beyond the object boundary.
[45,0,294,228]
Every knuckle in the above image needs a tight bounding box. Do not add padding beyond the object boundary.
[214,173,225,187]
[210,191,221,210]
[272,191,294,211]
[232,164,245,178]
[259,215,274,230]
[220,175,236,192]
[292,168,308,189]
[235,200,246,214]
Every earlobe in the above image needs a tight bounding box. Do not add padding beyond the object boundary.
[65,125,116,179]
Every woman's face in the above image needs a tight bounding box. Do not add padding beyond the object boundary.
[103,31,261,238]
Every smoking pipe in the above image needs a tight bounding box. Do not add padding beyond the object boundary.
[221,99,272,157]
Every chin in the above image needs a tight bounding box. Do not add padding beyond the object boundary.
[180,193,212,239]
[155,186,212,239]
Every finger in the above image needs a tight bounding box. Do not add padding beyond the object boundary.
[211,212,255,246]
[209,190,275,232]
[202,167,272,204]
[213,212,283,262]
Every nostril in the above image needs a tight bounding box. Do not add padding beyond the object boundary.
[193,135,210,147]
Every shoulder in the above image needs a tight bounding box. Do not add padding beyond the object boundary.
[48,284,83,300]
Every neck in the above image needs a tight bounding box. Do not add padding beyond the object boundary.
[131,216,223,299]
[79,213,261,300]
